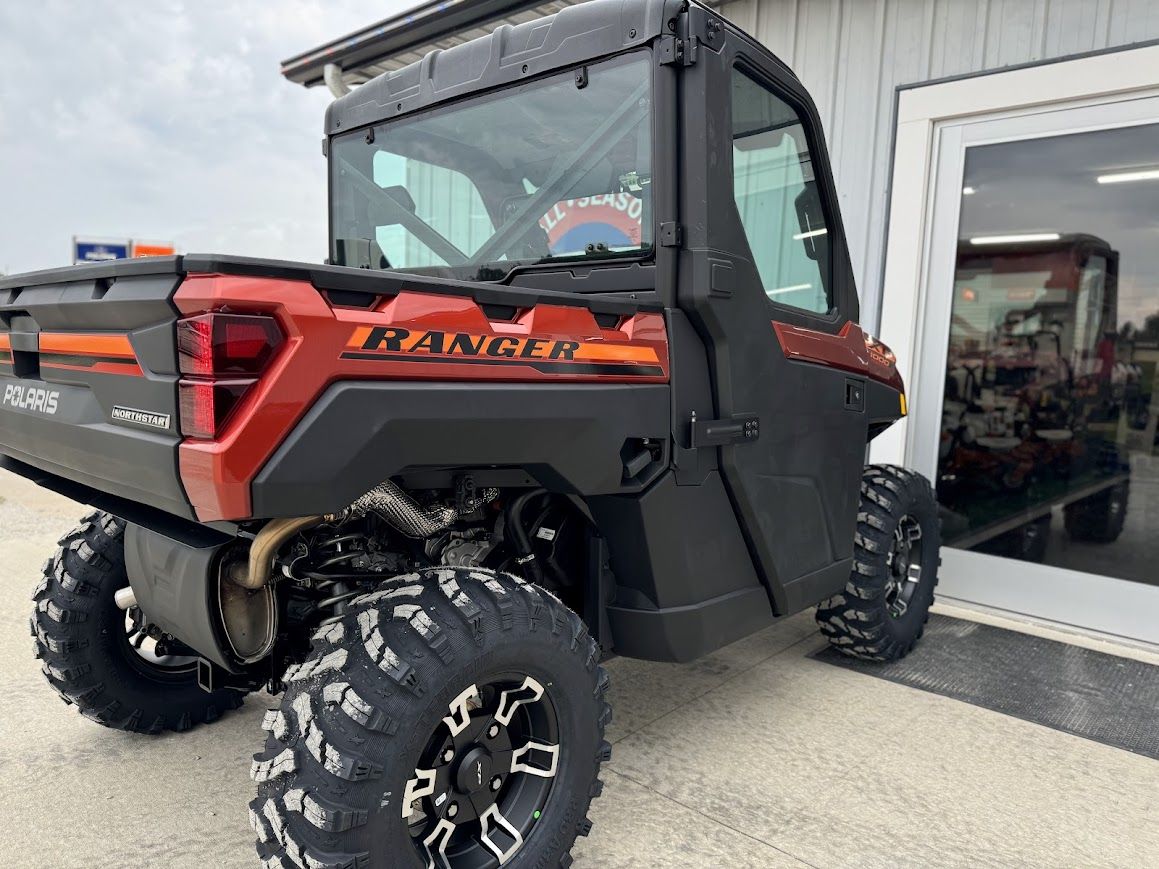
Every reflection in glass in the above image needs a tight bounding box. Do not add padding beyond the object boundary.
[329,53,653,281]
[937,123,1159,586]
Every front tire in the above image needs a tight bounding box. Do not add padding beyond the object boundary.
[250,567,610,869]
[817,465,941,662]
[31,511,246,733]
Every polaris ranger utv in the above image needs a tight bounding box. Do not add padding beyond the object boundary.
[1,1,939,865]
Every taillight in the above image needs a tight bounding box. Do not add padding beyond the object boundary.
[178,379,254,439]
[178,313,282,376]
[176,313,282,439]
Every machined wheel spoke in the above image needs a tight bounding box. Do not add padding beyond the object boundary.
[905,520,923,543]
[422,818,456,869]
[442,683,481,738]
[479,804,525,864]
[906,563,922,583]
[494,676,545,727]
[892,597,909,617]
[408,672,560,866]
[402,767,438,819]
[510,739,559,778]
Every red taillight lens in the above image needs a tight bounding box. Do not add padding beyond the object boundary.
[178,379,254,439]
[178,313,282,376]
[177,313,283,439]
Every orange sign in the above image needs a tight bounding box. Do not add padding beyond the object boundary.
[131,241,176,258]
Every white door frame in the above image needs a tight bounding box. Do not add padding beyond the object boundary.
[872,45,1159,645]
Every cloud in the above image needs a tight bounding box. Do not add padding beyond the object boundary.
[0,0,415,274]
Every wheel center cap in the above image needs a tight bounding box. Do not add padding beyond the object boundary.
[894,552,909,578]
[455,746,494,794]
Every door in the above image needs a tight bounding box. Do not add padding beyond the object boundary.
[677,16,869,614]
[908,93,1159,644]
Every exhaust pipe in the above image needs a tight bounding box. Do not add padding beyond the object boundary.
[227,481,498,591]
[228,516,325,591]
[330,479,498,539]
[219,482,496,662]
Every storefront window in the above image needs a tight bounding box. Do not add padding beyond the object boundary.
[938,122,1159,583]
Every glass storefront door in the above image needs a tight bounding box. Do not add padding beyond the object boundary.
[909,96,1159,644]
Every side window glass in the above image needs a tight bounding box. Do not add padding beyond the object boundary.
[731,68,832,314]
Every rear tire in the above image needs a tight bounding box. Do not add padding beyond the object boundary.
[817,465,941,662]
[1064,481,1128,543]
[31,511,245,733]
[250,566,610,869]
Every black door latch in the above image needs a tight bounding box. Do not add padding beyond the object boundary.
[689,412,760,448]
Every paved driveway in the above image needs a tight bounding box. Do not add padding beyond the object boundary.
[1,471,1157,868]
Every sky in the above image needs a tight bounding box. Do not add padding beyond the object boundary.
[0,0,416,275]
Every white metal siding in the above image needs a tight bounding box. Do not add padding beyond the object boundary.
[717,0,1159,331]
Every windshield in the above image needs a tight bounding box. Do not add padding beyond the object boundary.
[329,53,653,281]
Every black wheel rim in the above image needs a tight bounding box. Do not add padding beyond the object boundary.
[404,673,560,868]
[885,514,924,619]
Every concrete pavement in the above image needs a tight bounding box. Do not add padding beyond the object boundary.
[1,470,1157,868]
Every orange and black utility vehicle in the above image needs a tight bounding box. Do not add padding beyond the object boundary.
[1,1,939,865]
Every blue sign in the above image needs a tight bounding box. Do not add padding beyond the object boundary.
[73,237,130,264]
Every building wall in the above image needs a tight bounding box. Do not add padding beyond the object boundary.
[716,0,1159,331]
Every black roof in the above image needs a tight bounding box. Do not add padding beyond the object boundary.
[281,0,723,91]
[280,0,582,90]
[322,0,678,135]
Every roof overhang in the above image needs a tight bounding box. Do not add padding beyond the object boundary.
[280,0,584,91]
[282,0,721,93]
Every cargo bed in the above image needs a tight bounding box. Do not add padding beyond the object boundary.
[0,255,662,525]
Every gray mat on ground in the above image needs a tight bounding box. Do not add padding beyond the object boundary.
[813,614,1159,760]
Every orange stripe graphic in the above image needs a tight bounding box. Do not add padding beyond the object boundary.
[39,333,137,358]
[572,343,659,363]
[347,325,373,349]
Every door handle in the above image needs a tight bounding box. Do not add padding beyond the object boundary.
[689,412,760,447]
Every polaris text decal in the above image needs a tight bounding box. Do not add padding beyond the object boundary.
[340,326,664,377]
[2,384,60,415]
[111,405,171,430]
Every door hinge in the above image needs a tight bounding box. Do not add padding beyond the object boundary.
[659,221,683,247]
[659,34,699,66]
[689,412,760,448]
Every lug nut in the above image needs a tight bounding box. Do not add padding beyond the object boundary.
[447,802,459,818]
[487,724,500,739]
[489,775,503,793]
[442,748,455,763]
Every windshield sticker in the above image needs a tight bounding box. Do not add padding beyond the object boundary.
[539,195,644,255]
